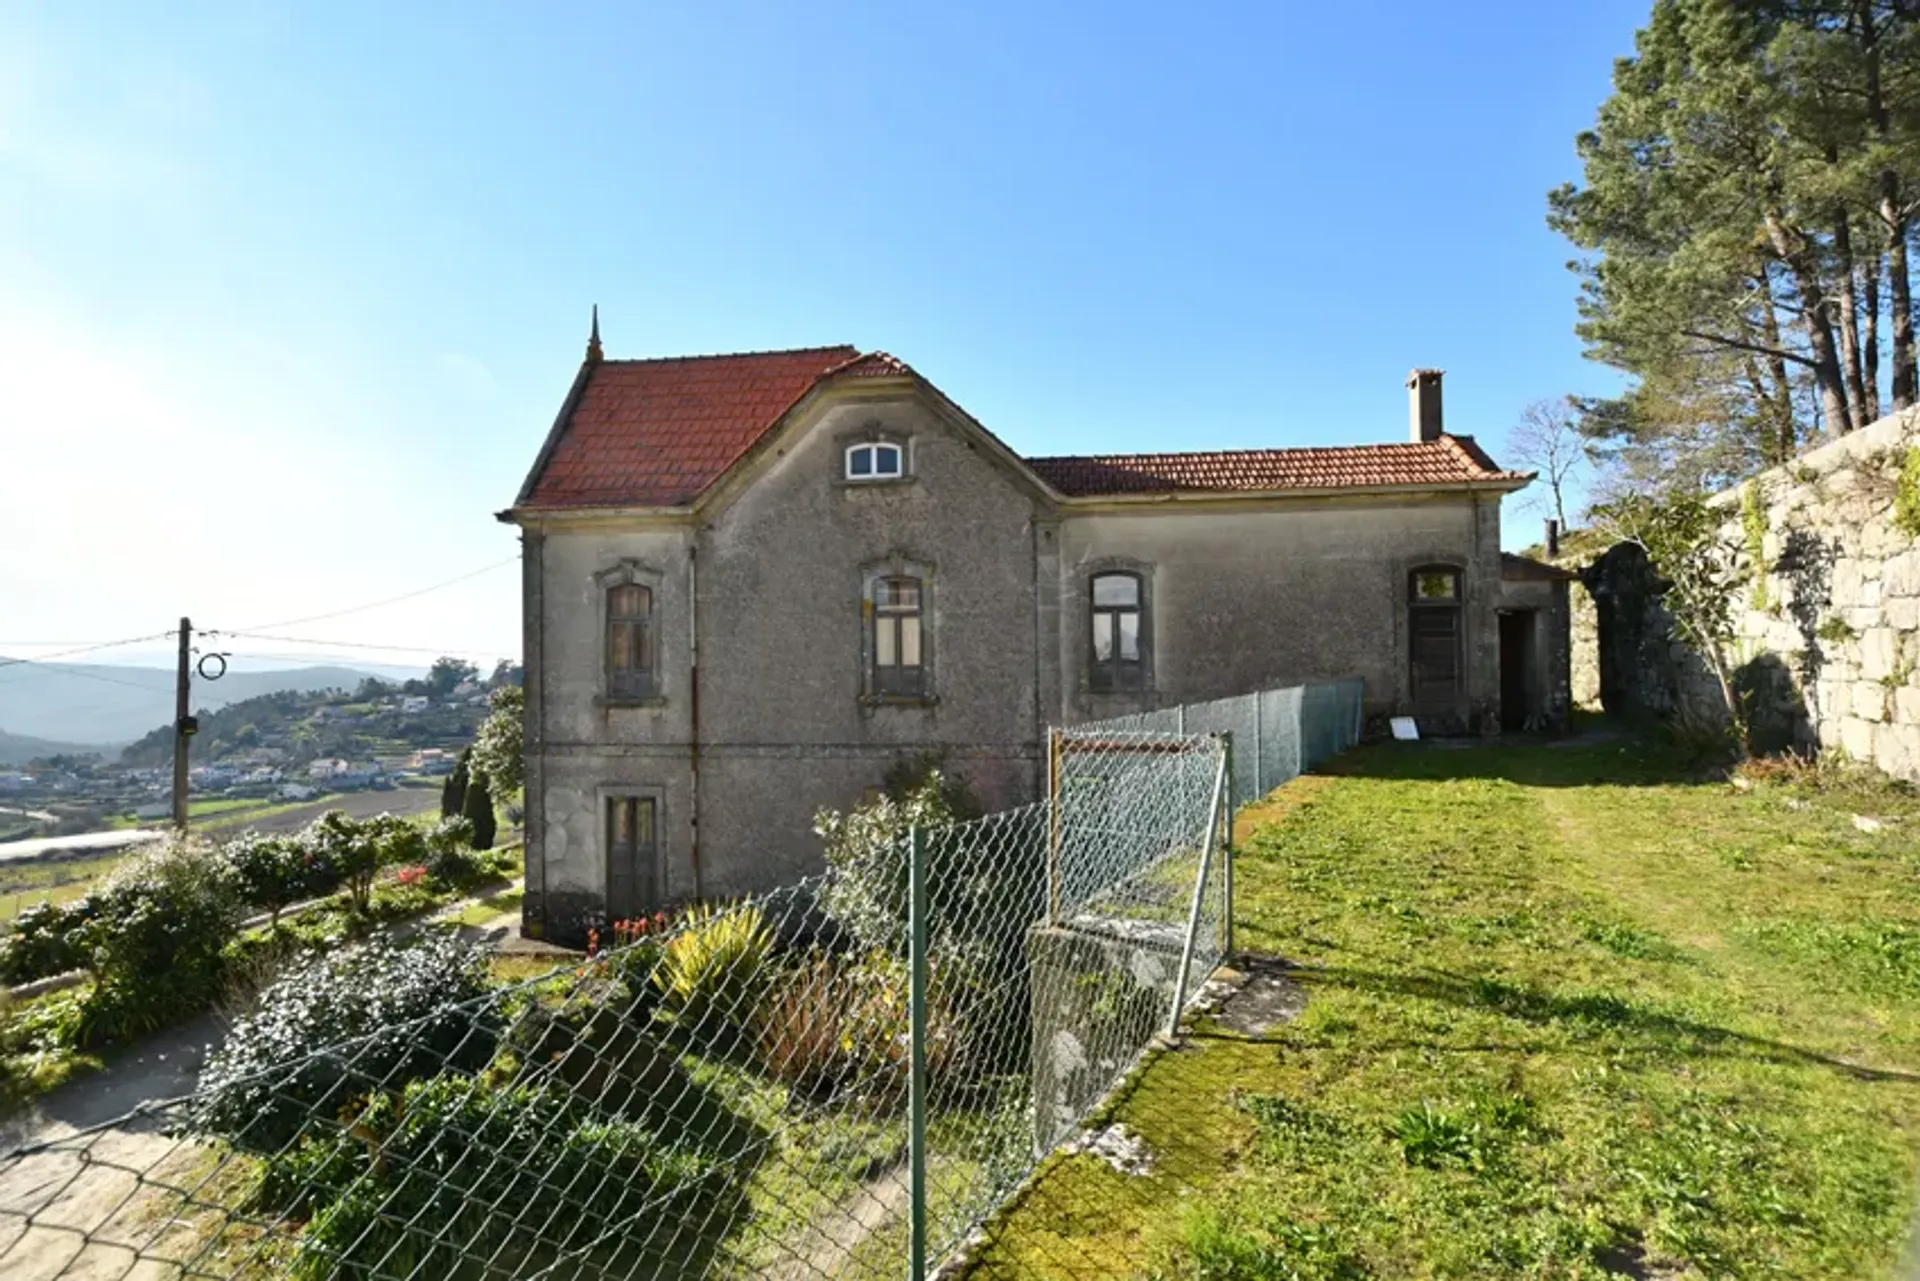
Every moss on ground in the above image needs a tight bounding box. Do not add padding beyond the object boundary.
[962,738,1920,1279]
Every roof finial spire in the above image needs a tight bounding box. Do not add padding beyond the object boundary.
[586,305,603,364]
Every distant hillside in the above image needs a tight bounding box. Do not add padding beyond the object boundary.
[0,728,113,767]
[118,681,492,769]
[0,663,412,746]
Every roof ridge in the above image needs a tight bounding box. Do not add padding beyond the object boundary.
[1023,439,1450,464]
[599,343,859,366]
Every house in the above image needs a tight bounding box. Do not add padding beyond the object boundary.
[401,695,431,714]
[499,333,1566,943]
[308,758,351,780]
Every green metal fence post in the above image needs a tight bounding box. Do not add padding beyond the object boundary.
[1222,731,1235,960]
[1167,742,1229,1038]
[908,824,928,1280]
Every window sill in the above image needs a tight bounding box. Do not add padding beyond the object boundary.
[835,476,918,491]
[596,694,668,710]
[860,694,939,709]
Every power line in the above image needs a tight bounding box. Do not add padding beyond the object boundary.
[0,633,174,671]
[0,662,172,693]
[217,632,510,658]
[234,557,518,632]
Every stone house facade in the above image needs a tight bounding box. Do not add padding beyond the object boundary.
[499,334,1560,940]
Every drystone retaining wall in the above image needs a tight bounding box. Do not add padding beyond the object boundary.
[1572,407,1920,780]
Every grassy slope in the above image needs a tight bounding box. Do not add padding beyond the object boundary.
[967,739,1920,1280]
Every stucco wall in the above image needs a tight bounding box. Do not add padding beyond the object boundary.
[1054,495,1504,728]
[519,384,1531,938]
[522,388,1049,939]
[1577,406,1920,779]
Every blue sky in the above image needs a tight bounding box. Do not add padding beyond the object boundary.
[0,0,1642,687]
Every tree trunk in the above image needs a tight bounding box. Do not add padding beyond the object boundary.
[1887,188,1916,409]
[1756,271,1796,460]
[1834,210,1870,431]
[1861,0,1916,409]
[1865,258,1881,422]
[1765,213,1853,435]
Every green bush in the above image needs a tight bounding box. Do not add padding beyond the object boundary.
[461,766,497,850]
[190,934,496,1153]
[440,748,470,818]
[0,898,98,984]
[303,812,427,915]
[222,832,334,924]
[751,949,909,1100]
[653,903,772,1037]
[74,843,243,1047]
[424,815,483,886]
[274,1073,724,1279]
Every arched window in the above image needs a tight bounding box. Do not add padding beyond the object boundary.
[1089,571,1146,692]
[870,576,926,698]
[607,582,654,699]
[1408,566,1462,710]
[845,441,904,481]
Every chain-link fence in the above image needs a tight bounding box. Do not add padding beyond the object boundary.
[0,732,1229,1280]
[1071,677,1365,810]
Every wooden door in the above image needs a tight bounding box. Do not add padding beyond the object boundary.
[606,796,657,921]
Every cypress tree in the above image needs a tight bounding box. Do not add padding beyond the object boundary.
[461,765,497,850]
[441,749,470,818]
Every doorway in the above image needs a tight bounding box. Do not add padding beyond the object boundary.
[1499,611,1536,732]
[606,795,659,920]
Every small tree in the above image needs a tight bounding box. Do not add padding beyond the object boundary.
[1508,398,1589,530]
[427,657,479,697]
[462,767,497,850]
[469,685,524,797]
[1595,492,1751,753]
[441,748,470,818]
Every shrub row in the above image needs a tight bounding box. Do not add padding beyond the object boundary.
[0,814,482,988]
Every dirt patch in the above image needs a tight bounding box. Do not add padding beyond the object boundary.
[1233,776,1335,845]
[1211,958,1307,1038]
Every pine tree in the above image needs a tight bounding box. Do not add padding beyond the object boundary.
[441,749,470,818]
[461,765,497,850]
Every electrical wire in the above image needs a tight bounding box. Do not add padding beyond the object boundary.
[233,557,518,632]
[216,632,509,657]
[0,633,174,671]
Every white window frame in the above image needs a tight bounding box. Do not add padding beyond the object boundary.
[845,441,905,481]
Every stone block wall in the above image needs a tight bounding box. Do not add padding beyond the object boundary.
[1572,407,1920,780]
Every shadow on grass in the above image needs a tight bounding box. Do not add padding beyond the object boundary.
[1264,960,1920,1084]
[1315,731,1698,790]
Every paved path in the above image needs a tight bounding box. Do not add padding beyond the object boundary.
[0,1015,224,1279]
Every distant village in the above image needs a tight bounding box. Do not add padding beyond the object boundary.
[0,674,503,837]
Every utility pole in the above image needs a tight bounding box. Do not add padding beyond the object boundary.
[172,617,193,832]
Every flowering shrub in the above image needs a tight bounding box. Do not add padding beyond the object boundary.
[221,833,333,926]
[394,865,427,888]
[0,898,98,984]
[190,933,496,1154]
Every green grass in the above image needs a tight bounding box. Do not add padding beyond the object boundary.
[0,851,127,921]
[965,738,1920,1280]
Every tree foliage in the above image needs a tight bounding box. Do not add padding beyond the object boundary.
[1594,490,1753,749]
[461,765,497,850]
[427,657,479,697]
[469,685,524,797]
[1552,0,1920,493]
[441,747,470,818]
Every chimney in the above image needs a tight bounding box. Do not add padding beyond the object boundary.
[1407,368,1444,443]
[1546,518,1561,558]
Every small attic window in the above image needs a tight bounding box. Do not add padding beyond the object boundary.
[846,441,904,481]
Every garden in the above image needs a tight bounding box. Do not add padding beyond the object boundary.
[0,763,1065,1279]
[0,808,518,1111]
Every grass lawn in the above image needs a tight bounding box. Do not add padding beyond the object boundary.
[0,851,126,921]
[966,737,1920,1280]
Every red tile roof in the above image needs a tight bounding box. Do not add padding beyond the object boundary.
[519,346,858,509]
[514,346,1530,511]
[1026,436,1529,496]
